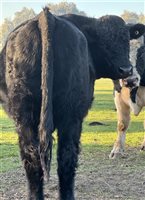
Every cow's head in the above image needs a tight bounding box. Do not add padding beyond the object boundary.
[85,15,145,80]
[120,67,140,88]
[128,24,145,40]
[122,42,145,88]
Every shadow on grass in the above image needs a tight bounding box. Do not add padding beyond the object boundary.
[83,121,144,133]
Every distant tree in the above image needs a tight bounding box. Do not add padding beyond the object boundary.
[121,10,139,23]
[47,1,86,16]
[12,7,36,27]
[0,7,36,50]
[0,18,13,49]
[121,10,145,24]
[138,13,145,23]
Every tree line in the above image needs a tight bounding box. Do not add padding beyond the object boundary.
[0,2,145,50]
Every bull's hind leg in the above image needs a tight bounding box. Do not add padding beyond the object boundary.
[109,93,130,159]
[8,83,43,200]
[57,119,82,200]
[18,128,43,200]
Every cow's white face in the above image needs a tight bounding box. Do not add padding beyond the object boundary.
[120,67,140,88]
[120,38,144,88]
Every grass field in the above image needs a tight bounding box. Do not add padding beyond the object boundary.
[0,79,145,199]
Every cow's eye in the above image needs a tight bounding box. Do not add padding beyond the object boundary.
[135,30,139,35]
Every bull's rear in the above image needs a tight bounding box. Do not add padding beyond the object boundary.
[3,8,55,199]
[1,8,90,200]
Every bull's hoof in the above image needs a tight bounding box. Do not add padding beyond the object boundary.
[109,147,124,159]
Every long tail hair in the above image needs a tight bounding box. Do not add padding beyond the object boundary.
[38,7,55,180]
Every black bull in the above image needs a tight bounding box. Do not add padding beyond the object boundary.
[0,8,145,200]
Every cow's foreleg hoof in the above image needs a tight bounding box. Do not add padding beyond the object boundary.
[140,145,145,151]
[140,138,145,151]
[109,147,124,159]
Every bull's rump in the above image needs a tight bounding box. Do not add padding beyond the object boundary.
[3,11,91,121]
[5,17,41,92]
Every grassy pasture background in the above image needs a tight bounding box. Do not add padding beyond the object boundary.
[0,79,145,199]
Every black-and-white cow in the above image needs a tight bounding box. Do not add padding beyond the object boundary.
[110,34,145,159]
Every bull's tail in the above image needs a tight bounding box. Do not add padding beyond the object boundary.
[38,7,55,180]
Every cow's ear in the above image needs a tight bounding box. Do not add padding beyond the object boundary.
[127,23,145,40]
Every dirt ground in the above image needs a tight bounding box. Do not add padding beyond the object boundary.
[1,147,145,200]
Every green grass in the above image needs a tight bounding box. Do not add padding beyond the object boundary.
[0,78,145,172]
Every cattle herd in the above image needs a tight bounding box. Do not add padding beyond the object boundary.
[0,7,145,200]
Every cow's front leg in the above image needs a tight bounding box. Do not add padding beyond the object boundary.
[141,121,145,150]
[141,136,145,150]
[57,119,82,200]
[109,92,130,159]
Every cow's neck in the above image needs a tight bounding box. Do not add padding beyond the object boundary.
[61,14,109,80]
[87,41,110,79]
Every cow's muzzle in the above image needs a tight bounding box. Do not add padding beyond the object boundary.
[122,67,140,88]
[123,77,139,88]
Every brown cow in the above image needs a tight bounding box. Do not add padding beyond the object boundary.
[110,85,145,159]
[110,37,145,159]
